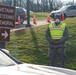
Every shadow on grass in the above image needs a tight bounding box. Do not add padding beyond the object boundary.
[29,27,49,65]
[30,27,39,50]
[11,26,49,65]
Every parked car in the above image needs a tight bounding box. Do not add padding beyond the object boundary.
[50,5,76,19]
[15,7,27,24]
[0,48,76,75]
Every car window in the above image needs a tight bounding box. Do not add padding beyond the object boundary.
[68,6,76,10]
[59,5,70,11]
[16,8,19,13]
[19,9,24,13]
[0,51,16,66]
[16,8,25,13]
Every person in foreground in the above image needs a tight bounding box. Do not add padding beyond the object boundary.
[46,15,69,68]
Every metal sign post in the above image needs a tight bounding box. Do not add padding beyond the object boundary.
[26,0,31,27]
[0,42,6,49]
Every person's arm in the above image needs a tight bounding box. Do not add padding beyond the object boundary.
[46,28,53,43]
[59,26,69,44]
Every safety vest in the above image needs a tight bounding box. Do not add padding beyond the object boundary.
[49,23,66,40]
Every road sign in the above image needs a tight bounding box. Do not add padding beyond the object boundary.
[0,5,15,28]
[0,28,10,41]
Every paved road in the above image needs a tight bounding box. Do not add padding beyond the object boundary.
[11,20,50,31]
[16,20,49,27]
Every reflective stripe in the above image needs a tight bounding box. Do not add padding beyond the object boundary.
[52,36,62,38]
[51,36,62,40]
[50,28,65,30]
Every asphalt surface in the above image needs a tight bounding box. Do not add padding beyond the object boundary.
[11,20,50,31]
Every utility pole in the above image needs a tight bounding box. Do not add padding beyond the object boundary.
[73,0,74,5]
[20,0,21,7]
[26,0,31,27]
[14,0,16,6]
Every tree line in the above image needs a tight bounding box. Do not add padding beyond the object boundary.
[0,0,74,12]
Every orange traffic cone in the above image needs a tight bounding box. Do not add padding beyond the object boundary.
[47,15,51,23]
[62,14,65,21]
[18,16,21,25]
[33,15,37,25]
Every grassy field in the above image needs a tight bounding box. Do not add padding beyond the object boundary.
[30,12,50,20]
[63,17,76,70]
[6,14,76,70]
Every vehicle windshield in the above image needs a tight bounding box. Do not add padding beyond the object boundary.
[0,51,16,66]
[59,5,70,11]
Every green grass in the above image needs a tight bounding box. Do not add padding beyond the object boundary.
[30,12,49,20]
[63,17,76,70]
[6,17,76,70]
[6,26,49,65]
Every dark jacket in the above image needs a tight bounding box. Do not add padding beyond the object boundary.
[46,23,69,48]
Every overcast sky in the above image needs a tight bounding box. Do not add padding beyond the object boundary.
[61,0,76,2]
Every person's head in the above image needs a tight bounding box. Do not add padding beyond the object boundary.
[54,15,61,25]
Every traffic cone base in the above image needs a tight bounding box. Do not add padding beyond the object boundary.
[62,14,65,20]
[47,15,51,23]
[18,16,21,25]
[33,15,37,25]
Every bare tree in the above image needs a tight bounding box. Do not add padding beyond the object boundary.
[41,0,46,12]
[2,0,5,4]
[30,0,34,11]
[0,0,63,12]
[48,0,53,12]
